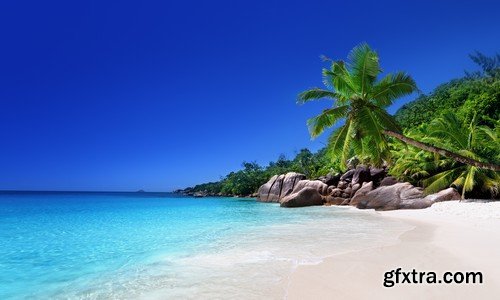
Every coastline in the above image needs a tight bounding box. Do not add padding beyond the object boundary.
[286,201,500,299]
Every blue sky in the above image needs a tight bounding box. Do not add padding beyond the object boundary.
[1,0,499,191]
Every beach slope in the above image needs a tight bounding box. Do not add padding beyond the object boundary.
[287,201,500,300]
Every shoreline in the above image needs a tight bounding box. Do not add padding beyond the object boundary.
[286,201,500,299]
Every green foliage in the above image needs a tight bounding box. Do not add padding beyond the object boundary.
[186,148,337,196]
[466,51,500,79]
[298,43,417,170]
[186,51,500,199]
[395,52,500,129]
[390,113,500,198]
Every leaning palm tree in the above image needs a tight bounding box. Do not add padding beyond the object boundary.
[422,112,499,198]
[390,125,448,184]
[299,43,500,171]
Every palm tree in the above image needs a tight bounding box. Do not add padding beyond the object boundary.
[389,125,448,184]
[422,113,499,198]
[298,43,500,171]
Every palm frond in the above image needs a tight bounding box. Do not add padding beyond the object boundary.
[428,112,468,150]
[347,43,381,95]
[307,105,349,138]
[370,72,417,107]
[327,120,354,171]
[297,88,341,104]
[356,106,386,147]
[481,172,500,197]
[463,166,477,196]
[329,61,356,100]
[423,166,464,194]
[370,105,402,133]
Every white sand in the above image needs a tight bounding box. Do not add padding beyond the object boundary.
[286,201,500,300]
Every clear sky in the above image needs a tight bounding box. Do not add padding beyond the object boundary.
[1,0,499,191]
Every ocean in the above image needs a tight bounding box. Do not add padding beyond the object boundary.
[0,192,411,299]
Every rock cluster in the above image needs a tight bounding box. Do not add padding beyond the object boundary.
[257,172,307,202]
[257,166,461,210]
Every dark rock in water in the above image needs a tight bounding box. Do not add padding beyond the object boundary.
[317,173,341,186]
[280,187,325,207]
[136,189,146,193]
[355,182,427,210]
[352,166,371,186]
[257,172,306,202]
[380,176,399,187]
[193,192,206,198]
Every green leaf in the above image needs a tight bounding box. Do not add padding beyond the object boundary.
[297,88,341,104]
[423,167,464,194]
[307,105,349,138]
[371,72,417,107]
[348,43,381,95]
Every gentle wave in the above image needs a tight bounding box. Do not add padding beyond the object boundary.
[0,193,411,299]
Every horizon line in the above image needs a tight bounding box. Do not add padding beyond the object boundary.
[0,189,176,194]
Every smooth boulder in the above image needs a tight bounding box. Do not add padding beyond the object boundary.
[280,187,325,207]
[380,176,398,187]
[355,182,427,210]
[349,181,374,207]
[292,180,329,196]
[257,172,305,202]
[424,187,461,203]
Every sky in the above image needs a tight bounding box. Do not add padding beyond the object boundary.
[0,0,499,191]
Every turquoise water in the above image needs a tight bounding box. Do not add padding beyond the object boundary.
[0,192,410,299]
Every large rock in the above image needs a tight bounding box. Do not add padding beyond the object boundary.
[369,167,387,184]
[330,188,342,197]
[266,174,285,202]
[317,173,341,186]
[292,180,329,196]
[280,187,325,207]
[352,166,371,186]
[281,172,307,198]
[340,169,356,183]
[355,182,427,210]
[349,181,374,207]
[257,172,305,202]
[424,187,461,203]
[337,180,348,189]
[380,176,398,187]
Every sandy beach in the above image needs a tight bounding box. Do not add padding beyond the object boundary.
[286,201,500,300]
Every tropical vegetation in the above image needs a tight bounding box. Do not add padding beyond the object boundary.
[179,149,336,196]
[181,45,500,199]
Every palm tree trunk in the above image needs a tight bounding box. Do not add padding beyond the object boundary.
[382,130,500,172]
